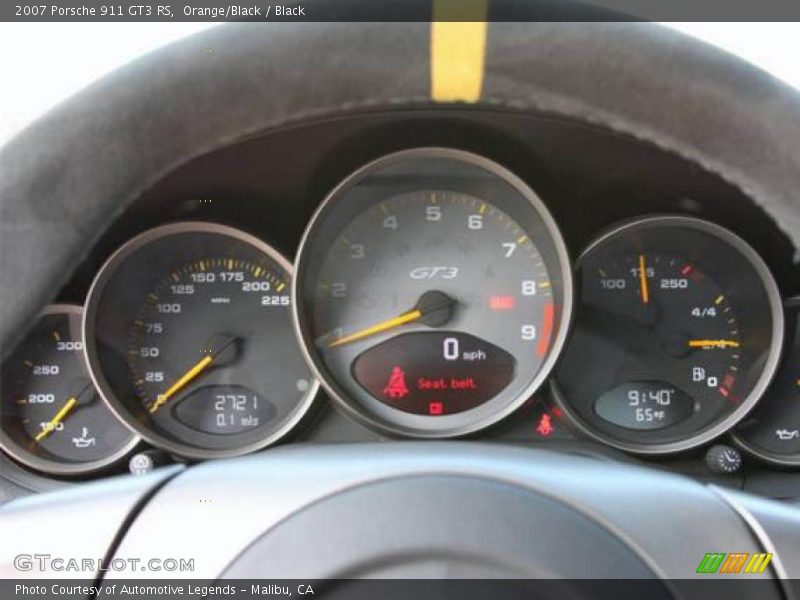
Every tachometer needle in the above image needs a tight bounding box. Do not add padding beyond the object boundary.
[638,254,650,304]
[330,310,423,348]
[687,339,740,349]
[329,290,456,348]
[35,397,78,442]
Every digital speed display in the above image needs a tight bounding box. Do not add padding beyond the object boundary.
[352,331,516,415]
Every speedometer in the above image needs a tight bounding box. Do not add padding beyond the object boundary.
[83,222,318,459]
[293,148,572,437]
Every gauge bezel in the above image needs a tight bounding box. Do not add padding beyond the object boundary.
[292,147,574,438]
[731,296,800,466]
[0,304,140,475]
[83,222,320,460]
[550,215,784,455]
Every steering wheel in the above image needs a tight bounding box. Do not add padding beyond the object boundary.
[2,14,800,590]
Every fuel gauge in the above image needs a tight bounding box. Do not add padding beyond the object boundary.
[1,305,137,475]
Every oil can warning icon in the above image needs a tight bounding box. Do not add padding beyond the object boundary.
[383,366,409,399]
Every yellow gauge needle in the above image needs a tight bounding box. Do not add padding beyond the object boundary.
[328,291,456,349]
[149,355,213,414]
[638,254,650,304]
[35,397,78,442]
[688,339,740,349]
[330,309,423,348]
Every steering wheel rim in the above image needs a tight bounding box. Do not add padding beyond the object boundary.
[1,20,800,355]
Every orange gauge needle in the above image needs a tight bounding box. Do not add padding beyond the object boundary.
[35,397,78,442]
[148,334,238,414]
[329,290,456,348]
[687,339,740,349]
[638,254,650,304]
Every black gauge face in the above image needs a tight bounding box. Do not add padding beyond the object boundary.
[734,301,800,465]
[1,306,137,475]
[83,223,318,459]
[294,148,572,437]
[553,216,783,454]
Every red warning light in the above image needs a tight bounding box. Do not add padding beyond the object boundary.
[428,401,444,415]
[536,413,555,437]
[490,295,516,310]
[383,366,409,399]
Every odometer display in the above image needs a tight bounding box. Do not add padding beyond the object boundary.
[84,222,318,459]
[553,216,783,453]
[294,149,572,437]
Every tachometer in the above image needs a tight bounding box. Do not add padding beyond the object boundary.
[553,216,783,453]
[83,222,318,459]
[1,305,137,475]
[293,148,572,437]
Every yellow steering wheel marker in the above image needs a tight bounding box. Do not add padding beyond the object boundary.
[638,254,650,304]
[431,0,489,103]
[688,339,741,349]
[149,355,214,414]
[35,397,78,442]
[329,309,423,348]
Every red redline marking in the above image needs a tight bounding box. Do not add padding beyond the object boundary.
[680,264,693,276]
[718,387,730,398]
[537,303,554,357]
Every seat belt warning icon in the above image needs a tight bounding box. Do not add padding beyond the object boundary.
[383,366,409,399]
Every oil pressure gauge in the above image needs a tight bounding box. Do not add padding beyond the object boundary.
[553,216,783,454]
[733,298,800,465]
[1,305,137,475]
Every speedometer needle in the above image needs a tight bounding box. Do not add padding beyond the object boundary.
[148,355,213,414]
[148,334,238,414]
[329,290,456,348]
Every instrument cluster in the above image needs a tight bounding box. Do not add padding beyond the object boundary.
[2,146,798,479]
